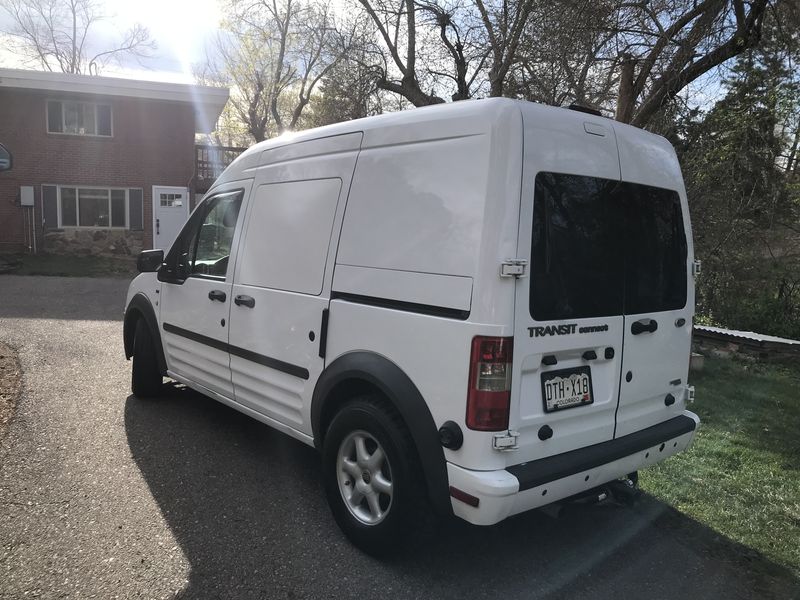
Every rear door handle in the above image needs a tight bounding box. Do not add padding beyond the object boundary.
[234,294,255,308]
[631,318,658,335]
[208,290,226,302]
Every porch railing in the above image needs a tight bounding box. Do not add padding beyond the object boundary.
[195,144,247,192]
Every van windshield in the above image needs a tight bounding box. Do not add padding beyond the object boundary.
[530,172,687,321]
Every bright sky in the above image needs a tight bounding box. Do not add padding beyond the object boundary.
[0,0,224,83]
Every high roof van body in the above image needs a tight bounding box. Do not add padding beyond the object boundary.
[124,98,700,553]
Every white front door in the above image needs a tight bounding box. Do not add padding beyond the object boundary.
[153,185,190,250]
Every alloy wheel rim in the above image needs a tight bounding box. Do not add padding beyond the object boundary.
[336,430,394,525]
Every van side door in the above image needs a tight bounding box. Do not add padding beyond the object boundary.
[227,133,362,438]
[158,181,250,399]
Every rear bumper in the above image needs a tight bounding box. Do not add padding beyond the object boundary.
[447,411,700,525]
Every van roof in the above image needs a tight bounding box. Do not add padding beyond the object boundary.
[216,98,676,195]
[231,98,665,164]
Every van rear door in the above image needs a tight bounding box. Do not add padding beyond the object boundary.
[510,107,623,462]
[612,125,694,437]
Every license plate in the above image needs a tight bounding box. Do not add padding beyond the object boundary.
[541,366,593,412]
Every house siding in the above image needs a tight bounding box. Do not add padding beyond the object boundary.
[0,88,196,255]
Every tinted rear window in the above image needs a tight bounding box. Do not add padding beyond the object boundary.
[622,183,687,315]
[530,173,687,321]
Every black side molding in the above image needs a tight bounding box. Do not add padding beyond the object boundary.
[163,322,310,380]
[331,292,470,321]
[163,322,227,352]
[508,415,697,491]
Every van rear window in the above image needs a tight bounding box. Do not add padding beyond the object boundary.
[530,173,687,321]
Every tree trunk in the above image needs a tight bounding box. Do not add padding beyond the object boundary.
[376,76,444,107]
[488,71,504,97]
[786,126,799,174]
[615,54,635,123]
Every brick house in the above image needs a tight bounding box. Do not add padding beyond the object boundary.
[0,68,233,256]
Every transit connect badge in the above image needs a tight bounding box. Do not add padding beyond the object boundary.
[528,323,609,337]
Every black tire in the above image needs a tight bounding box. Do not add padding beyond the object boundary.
[131,318,162,398]
[322,395,431,556]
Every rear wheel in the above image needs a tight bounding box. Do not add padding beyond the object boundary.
[322,395,430,555]
[131,319,162,398]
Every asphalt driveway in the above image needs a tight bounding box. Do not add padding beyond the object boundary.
[0,275,796,599]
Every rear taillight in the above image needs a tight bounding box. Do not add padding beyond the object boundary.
[466,336,513,431]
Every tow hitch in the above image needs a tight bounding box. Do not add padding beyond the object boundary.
[607,472,640,505]
[541,472,640,518]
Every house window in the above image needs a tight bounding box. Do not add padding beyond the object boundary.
[59,187,129,228]
[47,100,112,137]
[160,193,183,207]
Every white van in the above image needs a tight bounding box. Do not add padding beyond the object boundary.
[124,98,700,554]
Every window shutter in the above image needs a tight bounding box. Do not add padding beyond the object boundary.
[47,101,63,133]
[129,189,143,230]
[42,185,58,230]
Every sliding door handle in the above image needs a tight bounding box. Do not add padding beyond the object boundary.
[234,294,255,308]
[631,318,658,335]
[208,289,226,302]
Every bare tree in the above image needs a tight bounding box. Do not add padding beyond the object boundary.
[348,0,776,129]
[354,0,499,105]
[1,0,155,74]
[306,43,388,127]
[613,0,770,126]
[204,0,356,142]
[354,0,445,105]
[509,1,620,109]
[472,0,536,97]
[197,29,275,144]
[416,0,490,100]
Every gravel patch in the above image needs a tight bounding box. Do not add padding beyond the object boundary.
[0,341,20,441]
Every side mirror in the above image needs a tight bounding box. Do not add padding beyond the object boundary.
[137,249,164,273]
[0,143,12,172]
[156,251,190,283]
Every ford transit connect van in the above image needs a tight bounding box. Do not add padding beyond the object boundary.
[124,98,700,553]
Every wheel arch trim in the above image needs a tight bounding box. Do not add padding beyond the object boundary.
[123,292,167,375]
[311,351,452,517]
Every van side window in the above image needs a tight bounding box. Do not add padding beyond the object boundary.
[165,190,243,279]
[237,178,342,295]
[192,193,242,277]
[530,173,687,321]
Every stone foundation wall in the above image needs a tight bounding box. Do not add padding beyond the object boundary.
[42,229,144,257]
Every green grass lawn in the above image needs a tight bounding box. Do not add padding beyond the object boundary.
[641,356,800,576]
[0,253,137,278]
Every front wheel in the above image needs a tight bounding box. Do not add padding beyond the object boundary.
[322,395,430,555]
[131,319,162,398]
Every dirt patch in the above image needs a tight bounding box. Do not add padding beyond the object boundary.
[0,341,21,440]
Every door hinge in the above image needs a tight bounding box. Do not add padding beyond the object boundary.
[500,259,527,278]
[492,430,520,452]
[692,259,702,276]
[686,385,696,404]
